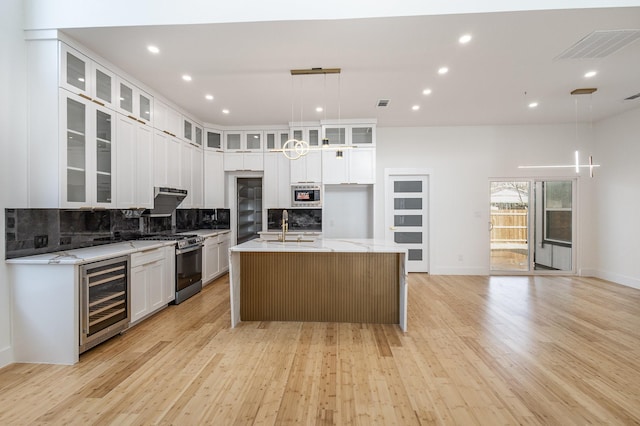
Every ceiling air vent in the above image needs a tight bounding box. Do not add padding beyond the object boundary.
[377,99,390,107]
[624,92,640,101]
[556,29,640,60]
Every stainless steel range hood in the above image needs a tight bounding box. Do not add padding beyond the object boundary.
[143,187,187,217]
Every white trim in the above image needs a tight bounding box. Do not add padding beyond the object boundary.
[594,269,640,290]
[0,346,12,368]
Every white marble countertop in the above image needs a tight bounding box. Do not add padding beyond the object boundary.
[230,238,406,253]
[180,229,230,238]
[5,240,174,265]
[6,229,230,265]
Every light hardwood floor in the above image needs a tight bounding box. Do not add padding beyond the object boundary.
[1,274,639,425]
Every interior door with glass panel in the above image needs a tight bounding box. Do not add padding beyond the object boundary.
[385,175,429,272]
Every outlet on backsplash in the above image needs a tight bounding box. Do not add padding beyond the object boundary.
[34,235,48,249]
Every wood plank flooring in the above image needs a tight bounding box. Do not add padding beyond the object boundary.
[1,274,639,425]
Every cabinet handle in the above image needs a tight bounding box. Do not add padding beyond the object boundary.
[78,93,93,101]
[127,115,138,122]
[92,99,105,107]
[137,119,146,124]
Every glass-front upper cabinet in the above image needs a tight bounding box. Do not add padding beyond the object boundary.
[291,127,320,146]
[117,78,153,125]
[60,90,114,208]
[265,130,289,150]
[59,43,117,109]
[224,131,263,152]
[320,122,376,146]
[206,129,223,150]
[195,125,203,147]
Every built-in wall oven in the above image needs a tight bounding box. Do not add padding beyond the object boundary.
[79,256,130,353]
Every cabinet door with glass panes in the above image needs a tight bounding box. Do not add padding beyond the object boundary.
[117,78,153,125]
[59,43,117,110]
[205,128,223,151]
[59,90,115,208]
[321,123,375,147]
[290,127,320,148]
[265,130,290,152]
[183,118,203,147]
[224,131,263,152]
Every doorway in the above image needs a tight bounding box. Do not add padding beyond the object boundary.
[490,179,575,273]
[236,177,262,244]
[385,171,429,273]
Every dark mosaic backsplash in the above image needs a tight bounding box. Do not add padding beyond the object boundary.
[176,208,230,232]
[267,208,322,231]
[5,208,231,259]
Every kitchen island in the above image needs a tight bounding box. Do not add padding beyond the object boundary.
[229,239,408,331]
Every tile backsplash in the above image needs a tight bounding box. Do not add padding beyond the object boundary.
[5,208,231,259]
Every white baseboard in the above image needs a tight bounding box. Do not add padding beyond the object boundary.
[0,345,13,369]
[430,266,489,275]
[593,269,640,290]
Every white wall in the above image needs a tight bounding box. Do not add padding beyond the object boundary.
[0,0,29,367]
[592,106,640,288]
[324,185,373,238]
[23,0,640,29]
[374,123,597,275]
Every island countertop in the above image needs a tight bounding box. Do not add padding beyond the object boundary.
[230,238,407,253]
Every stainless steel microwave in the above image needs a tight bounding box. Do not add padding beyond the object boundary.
[292,184,322,207]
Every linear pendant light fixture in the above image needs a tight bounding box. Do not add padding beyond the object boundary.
[273,67,352,160]
[518,88,601,177]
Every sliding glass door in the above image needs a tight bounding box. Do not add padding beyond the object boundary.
[490,179,575,274]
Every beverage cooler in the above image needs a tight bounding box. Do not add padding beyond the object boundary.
[79,256,130,353]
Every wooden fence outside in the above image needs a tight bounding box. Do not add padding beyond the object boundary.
[490,209,528,244]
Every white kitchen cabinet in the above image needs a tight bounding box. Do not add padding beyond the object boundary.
[130,246,173,324]
[154,99,182,137]
[59,42,117,110]
[322,147,375,184]
[290,150,322,184]
[183,117,203,146]
[223,131,264,171]
[117,78,153,125]
[115,114,154,209]
[180,142,204,208]
[290,126,321,147]
[218,232,231,273]
[59,90,116,208]
[224,152,264,171]
[153,129,182,188]
[205,128,223,150]
[204,150,225,208]
[321,122,376,146]
[203,231,231,285]
[264,152,291,207]
[203,236,220,285]
[265,130,290,151]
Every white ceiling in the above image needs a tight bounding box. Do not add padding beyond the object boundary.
[62,7,640,128]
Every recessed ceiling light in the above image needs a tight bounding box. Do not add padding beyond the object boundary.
[528,102,539,108]
[182,74,192,82]
[584,70,597,78]
[147,45,160,54]
[422,88,432,95]
[459,34,472,44]
[205,94,214,100]
[222,109,230,114]
[316,106,323,112]
[438,67,449,75]
[412,105,420,111]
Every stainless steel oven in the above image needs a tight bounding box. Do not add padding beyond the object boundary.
[137,233,205,304]
[175,242,203,304]
[79,256,130,353]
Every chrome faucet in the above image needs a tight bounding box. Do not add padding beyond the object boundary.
[280,209,289,242]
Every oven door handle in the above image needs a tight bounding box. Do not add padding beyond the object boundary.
[176,244,203,255]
